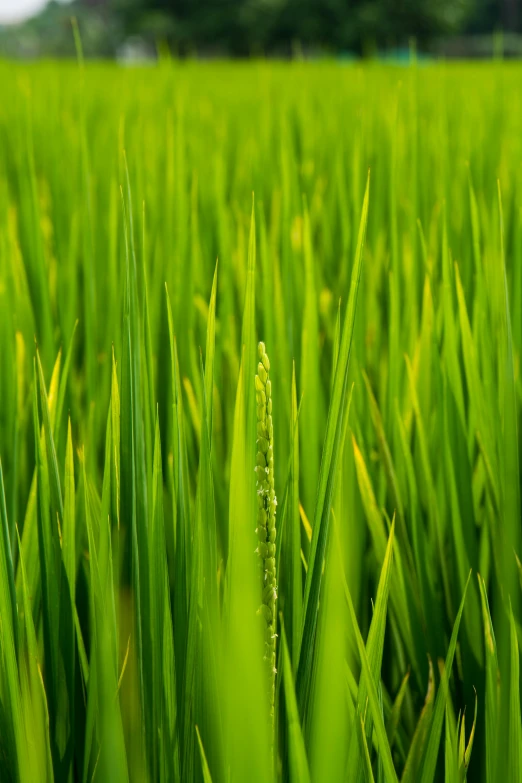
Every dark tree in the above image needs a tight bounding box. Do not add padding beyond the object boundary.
[0,0,485,58]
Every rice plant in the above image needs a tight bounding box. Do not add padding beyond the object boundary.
[255,341,277,725]
[0,55,521,781]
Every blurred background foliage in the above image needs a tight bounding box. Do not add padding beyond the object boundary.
[1,0,522,59]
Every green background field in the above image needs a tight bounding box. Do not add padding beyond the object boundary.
[0,59,521,781]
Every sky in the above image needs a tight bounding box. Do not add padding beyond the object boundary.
[0,0,69,24]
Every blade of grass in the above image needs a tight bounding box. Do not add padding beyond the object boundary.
[297,173,369,717]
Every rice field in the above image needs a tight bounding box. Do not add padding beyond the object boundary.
[0,57,521,781]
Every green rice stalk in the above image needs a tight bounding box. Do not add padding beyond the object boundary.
[254,341,277,721]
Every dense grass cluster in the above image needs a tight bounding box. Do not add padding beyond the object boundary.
[0,57,521,781]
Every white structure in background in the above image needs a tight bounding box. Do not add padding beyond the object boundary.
[0,0,71,25]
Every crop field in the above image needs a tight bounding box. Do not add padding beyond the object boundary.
[0,57,522,782]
